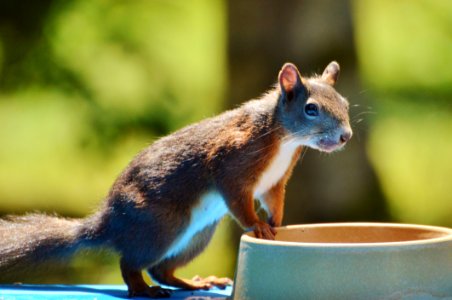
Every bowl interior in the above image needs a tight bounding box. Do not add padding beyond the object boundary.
[267,224,451,244]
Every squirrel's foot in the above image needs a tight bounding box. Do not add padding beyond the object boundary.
[253,221,276,240]
[127,285,172,298]
[191,275,233,290]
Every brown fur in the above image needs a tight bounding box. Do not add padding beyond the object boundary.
[0,62,351,298]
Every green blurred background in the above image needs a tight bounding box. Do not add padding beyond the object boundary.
[0,0,451,284]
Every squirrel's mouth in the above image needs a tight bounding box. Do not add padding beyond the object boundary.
[318,143,343,153]
[298,128,352,153]
[314,137,347,153]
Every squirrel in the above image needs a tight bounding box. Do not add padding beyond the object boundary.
[0,61,351,298]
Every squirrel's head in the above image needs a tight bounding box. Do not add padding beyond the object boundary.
[277,61,352,153]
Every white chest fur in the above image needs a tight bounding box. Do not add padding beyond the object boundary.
[163,191,228,259]
[253,139,301,197]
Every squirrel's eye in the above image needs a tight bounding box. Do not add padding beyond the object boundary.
[304,103,319,117]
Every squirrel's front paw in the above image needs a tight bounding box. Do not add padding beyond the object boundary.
[253,221,276,240]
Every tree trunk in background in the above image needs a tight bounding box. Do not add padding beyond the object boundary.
[227,0,389,229]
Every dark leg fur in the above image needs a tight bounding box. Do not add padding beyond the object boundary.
[106,197,191,297]
[120,258,172,298]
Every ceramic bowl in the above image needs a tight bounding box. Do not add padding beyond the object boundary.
[232,223,452,299]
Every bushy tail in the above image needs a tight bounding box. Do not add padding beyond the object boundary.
[0,213,91,276]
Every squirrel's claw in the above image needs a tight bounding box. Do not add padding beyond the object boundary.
[253,221,276,240]
[191,275,233,290]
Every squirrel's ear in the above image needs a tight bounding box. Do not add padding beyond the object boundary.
[321,61,340,86]
[279,63,303,101]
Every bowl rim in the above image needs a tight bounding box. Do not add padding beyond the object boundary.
[242,222,452,248]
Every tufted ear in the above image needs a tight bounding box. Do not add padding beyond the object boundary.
[321,61,340,86]
[278,63,304,101]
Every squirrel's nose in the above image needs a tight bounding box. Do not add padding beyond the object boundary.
[339,129,352,143]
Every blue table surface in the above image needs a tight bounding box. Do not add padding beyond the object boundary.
[0,284,232,300]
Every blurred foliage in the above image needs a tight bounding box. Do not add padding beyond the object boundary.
[0,0,227,215]
[354,0,452,92]
[353,0,452,225]
[368,101,452,225]
[0,0,230,284]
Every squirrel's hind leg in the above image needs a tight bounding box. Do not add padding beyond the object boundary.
[148,222,233,290]
[120,257,172,298]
